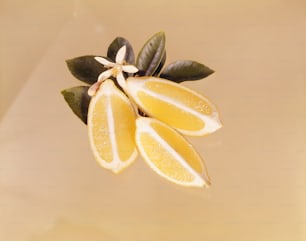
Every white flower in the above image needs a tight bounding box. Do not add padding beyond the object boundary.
[88,45,138,96]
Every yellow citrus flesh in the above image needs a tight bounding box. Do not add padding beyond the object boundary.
[88,79,137,173]
[135,117,211,187]
[125,76,222,136]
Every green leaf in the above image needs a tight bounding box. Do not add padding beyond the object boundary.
[153,51,166,76]
[61,86,91,124]
[160,60,214,82]
[107,37,135,64]
[66,56,107,84]
[136,31,166,76]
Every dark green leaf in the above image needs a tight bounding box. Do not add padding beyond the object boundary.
[153,51,166,76]
[136,31,166,76]
[66,56,106,84]
[61,86,91,124]
[160,60,214,82]
[107,37,135,64]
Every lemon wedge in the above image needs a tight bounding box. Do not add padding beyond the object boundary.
[135,117,211,187]
[87,79,138,173]
[125,76,222,136]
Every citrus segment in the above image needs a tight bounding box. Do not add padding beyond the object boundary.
[135,117,211,187]
[88,79,137,173]
[125,76,222,136]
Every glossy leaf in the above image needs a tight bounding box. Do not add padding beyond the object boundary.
[136,31,166,76]
[153,51,166,76]
[66,56,106,84]
[61,86,91,124]
[160,60,214,82]
[107,37,135,64]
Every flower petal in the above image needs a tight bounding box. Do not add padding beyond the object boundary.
[88,82,101,96]
[122,65,139,73]
[97,69,113,82]
[116,45,126,64]
[116,72,126,89]
[95,57,115,67]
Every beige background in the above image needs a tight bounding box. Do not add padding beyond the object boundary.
[1,0,305,240]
